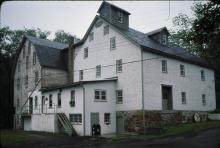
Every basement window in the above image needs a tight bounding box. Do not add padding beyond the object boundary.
[69,114,82,124]
[104,113,111,125]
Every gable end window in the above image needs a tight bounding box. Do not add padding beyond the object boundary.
[201,70,205,81]
[116,90,123,104]
[79,70,83,80]
[89,32,94,41]
[161,34,167,45]
[181,92,186,104]
[202,94,206,105]
[96,65,101,78]
[94,90,107,101]
[104,25,109,35]
[180,64,185,77]
[84,47,88,58]
[104,113,111,125]
[117,11,123,23]
[162,60,167,73]
[116,59,122,73]
[110,37,116,50]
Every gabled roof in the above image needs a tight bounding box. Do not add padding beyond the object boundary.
[74,15,212,69]
[97,1,130,15]
[146,27,170,36]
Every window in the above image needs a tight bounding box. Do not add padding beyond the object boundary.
[104,113,111,124]
[201,70,205,81]
[94,90,107,101]
[33,51,36,65]
[180,65,185,77]
[162,60,167,73]
[23,47,25,58]
[181,92,186,104]
[89,32,94,41]
[110,37,116,50]
[79,70,83,80]
[26,56,29,69]
[17,78,20,90]
[84,47,88,58]
[35,71,39,85]
[202,94,206,105]
[116,59,122,73]
[57,93,61,107]
[117,11,123,23]
[49,94,53,108]
[17,98,20,109]
[28,42,31,55]
[70,90,75,107]
[161,34,167,45]
[25,75,28,88]
[18,60,21,72]
[116,90,123,104]
[96,65,101,78]
[69,114,82,124]
[35,96,38,109]
[104,25,109,35]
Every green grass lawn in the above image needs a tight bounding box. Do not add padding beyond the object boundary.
[111,120,220,142]
[1,130,32,146]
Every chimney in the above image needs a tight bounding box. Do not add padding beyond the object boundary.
[67,37,75,82]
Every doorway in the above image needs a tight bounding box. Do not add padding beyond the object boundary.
[116,115,124,134]
[90,113,99,134]
[162,85,173,110]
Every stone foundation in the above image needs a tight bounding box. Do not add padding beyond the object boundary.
[117,110,208,133]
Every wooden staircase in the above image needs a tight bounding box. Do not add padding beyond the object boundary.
[57,113,76,136]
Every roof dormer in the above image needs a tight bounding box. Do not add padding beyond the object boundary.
[147,27,170,45]
[97,1,130,30]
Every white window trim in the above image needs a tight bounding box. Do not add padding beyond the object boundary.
[104,113,111,125]
[181,92,186,104]
[180,65,185,77]
[69,114,82,125]
[116,90,123,104]
[94,89,107,102]
[116,59,122,73]
[162,60,167,73]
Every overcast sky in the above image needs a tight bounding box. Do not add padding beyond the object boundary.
[1,1,196,39]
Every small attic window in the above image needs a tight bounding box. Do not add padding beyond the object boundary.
[161,34,167,45]
[117,11,123,23]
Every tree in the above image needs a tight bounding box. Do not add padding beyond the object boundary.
[169,1,220,108]
[53,30,79,44]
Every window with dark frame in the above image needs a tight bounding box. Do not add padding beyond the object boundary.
[25,75,28,88]
[117,11,123,23]
[161,34,167,45]
[84,47,88,58]
[35,96,38,109]
[181,92,186,104]
[96,65,101,78]
[79,70,83,80]
[202,94,206,105]
[69,114,82,124]
[89,32,94,41]
[201,70,205,81]
[104,113,111,124]
[116,90,123,104]
[49,94,53,108]
[162,60,167,73]
[180,64,185,77]
[104,25,109,35]
[116,59,122,73]
[57,93,61,107]
[70,90,75,107]
[94,90,107,101]
[110,37,116,50]
[33,51,36,65]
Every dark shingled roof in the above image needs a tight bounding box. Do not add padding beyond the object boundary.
[121,27,211,68]
[25,35,68,70]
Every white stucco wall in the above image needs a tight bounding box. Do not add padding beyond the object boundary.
[143,51,216,111]
[74,18,142,111]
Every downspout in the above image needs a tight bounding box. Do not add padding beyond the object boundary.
[141,47,145,134]
[81,83,86,136]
